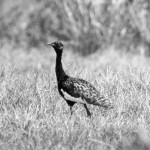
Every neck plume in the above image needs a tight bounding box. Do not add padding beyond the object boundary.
[55,53,67,82]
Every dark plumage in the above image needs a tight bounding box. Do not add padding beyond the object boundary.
[47,41,112,117]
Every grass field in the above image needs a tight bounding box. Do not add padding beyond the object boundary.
[0,44,150,150]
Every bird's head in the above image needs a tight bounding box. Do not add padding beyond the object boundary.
[47,41,63,54]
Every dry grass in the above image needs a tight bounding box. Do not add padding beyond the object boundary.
[0,45,150,150]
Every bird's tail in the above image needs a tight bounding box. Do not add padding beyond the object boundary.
[98,97,113,109]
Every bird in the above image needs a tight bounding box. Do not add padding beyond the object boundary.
[47,41,112,117]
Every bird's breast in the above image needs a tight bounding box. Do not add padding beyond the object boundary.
[60,89,87,104]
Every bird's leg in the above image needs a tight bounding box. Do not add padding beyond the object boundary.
[66,100,75,117]
[84,104,91,117]
[70,106,73,115]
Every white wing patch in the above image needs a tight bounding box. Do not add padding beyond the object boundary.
[61,89,87,104]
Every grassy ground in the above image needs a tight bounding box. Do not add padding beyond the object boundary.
[0,44,150,150]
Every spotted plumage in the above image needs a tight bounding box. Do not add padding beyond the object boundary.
[47,41,112,117]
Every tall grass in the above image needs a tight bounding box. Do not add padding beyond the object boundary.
[0,46,150,149]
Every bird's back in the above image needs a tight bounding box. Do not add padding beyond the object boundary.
[59,77,112,108]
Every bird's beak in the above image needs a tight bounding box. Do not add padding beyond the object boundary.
[47,42,54,47]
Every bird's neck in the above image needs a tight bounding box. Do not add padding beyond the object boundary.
[55,53,67,83]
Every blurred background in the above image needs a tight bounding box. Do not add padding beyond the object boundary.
[0,0,150,56]
[1,1,150,149]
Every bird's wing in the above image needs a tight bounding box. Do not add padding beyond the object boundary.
[61,77,112,108]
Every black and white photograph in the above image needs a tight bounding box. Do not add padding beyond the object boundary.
[0,0,150,149]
